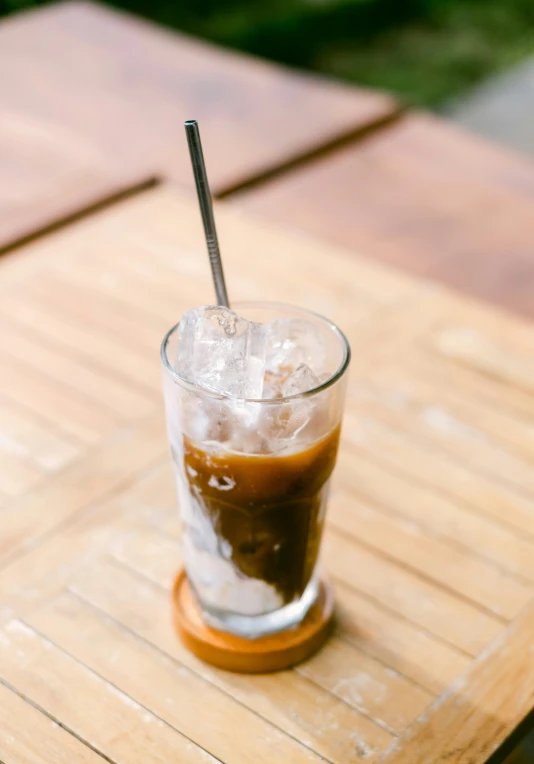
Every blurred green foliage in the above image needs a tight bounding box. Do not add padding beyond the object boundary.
[3,0,534,106]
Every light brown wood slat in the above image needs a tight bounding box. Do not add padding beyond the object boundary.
[0,182,413,319]
[0,320,155,420]
[328,490,532,619]
[26,273,165,354]
[109,525,180,590]
[0,620,219,764]
[362,290,534,414]
[298,637,432,734]
[335,448,534,584]
[52,252,197,323]
[110,485,504,690]
[366,360,534,458]
[0,450,41,500]
[87,221,387,314]
[203,206,418,314]
[363,364,534,476]
[101,466,498,690]
[105,461,179,536]
[341,414,534,540]
[0,400,80,472]
[334,585,471,695]
[0,461,173,627]
[433,323,534,396]
[430,292,534,360]
[27,590,366,764]
[0,355,120,445]
[378,600,534,764]
[2,184,534,759]
[49,238,378,332]
[32,220,384,349]
[106,523,433,734]
[107,498,469,695]
[0,414,166,565]
[233,113,534,317]
[0,678,105,764]
[322,531,502,656]
[407,350,534,424]
[0,0,395,251]
[0,292,161,394]
[62,561,394,762]
[72,184,414,307]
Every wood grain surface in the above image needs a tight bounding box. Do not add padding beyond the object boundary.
[1,185,534,762]
[233,112,534,318]
[0,0,396,252]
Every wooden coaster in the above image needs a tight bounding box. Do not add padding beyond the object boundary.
[172,569,334,673]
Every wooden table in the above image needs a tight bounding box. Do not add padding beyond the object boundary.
[1,184,534,763]
[2,1,534,758]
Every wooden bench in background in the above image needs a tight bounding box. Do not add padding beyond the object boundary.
[0,0,395,252]
[232,112,534,318]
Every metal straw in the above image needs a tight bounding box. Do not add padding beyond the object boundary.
[184,119,230,308]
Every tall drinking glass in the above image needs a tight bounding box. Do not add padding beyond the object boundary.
[161,302,350,639]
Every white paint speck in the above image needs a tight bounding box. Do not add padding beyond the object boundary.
[5,621,36,637]
[0,435,28,458]
[420,406,485,442]
[0,632,11,647]
[105,683,142,710]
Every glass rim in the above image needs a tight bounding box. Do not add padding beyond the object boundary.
[160,300,351,405]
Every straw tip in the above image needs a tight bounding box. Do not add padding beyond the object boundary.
[184,119,198,127]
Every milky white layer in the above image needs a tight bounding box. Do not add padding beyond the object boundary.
[178,476,283,616]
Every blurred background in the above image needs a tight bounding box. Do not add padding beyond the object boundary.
[2,0,534,110]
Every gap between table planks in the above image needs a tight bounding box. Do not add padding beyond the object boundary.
[232,112,534,319]
[1,184,534,762]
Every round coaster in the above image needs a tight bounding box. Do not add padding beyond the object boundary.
[172,570,334,673]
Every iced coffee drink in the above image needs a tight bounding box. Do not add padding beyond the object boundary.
[161,303,350,638]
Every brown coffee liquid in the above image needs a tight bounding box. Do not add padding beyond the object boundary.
[182,425,340,605]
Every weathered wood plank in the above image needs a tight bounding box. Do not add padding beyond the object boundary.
[378,599,534,764]
[27,591,356,763]
[0,461,173,627]
[0,184,533,761]
[328,490,532,620]
[0,677,105,764]
[61,562,395,762]
[0,400,80,472]
[335,448,534,584]
[0,0,396,250]
[0,414,166,565]
[105,525,433,734]
[0,620,219,764]
[234,113,534,316]
[105,494,471,695]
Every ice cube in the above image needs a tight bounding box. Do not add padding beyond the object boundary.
[256,365,320,451]
[175,306,266,399]
[283,364,320,396]
[265,319,325,387]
